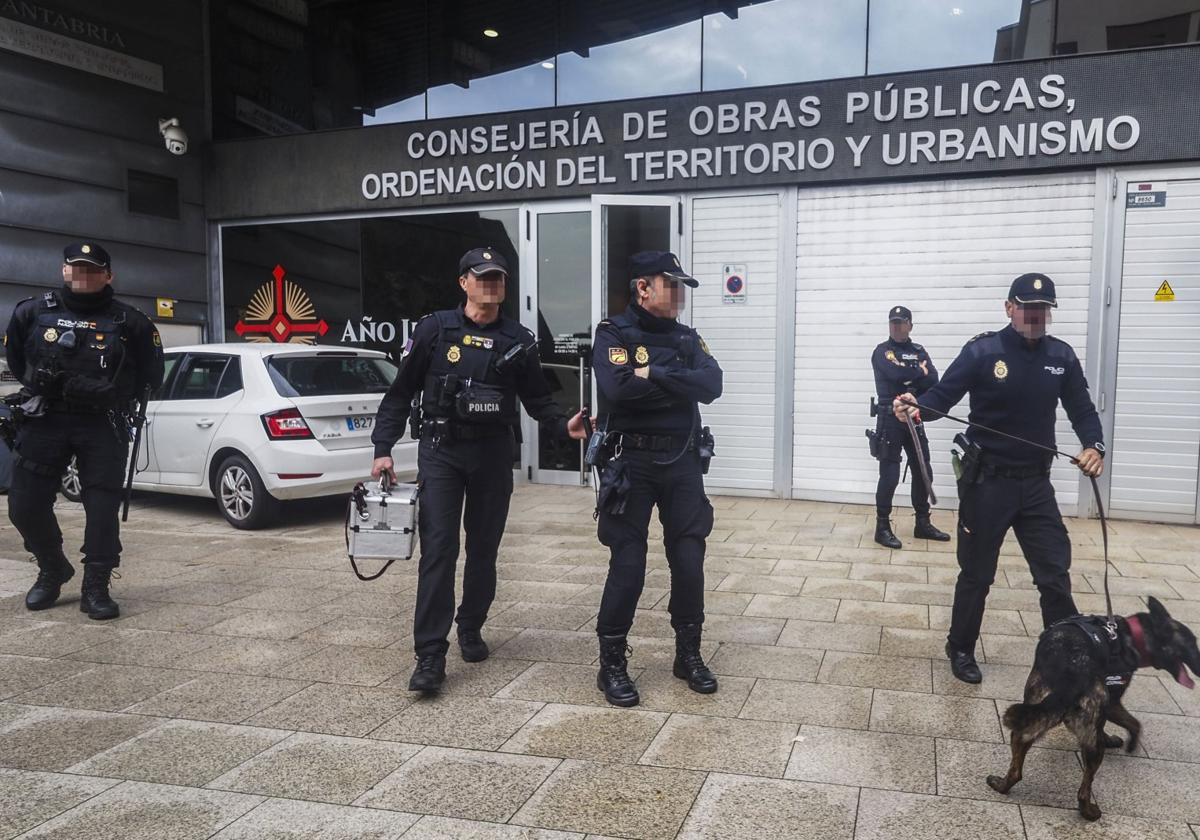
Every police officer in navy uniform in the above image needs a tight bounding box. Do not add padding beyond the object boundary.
[5,243,164,619]
[590,251,723,707]
[895,273,1104,684]
[870,305,950,548]
[371,247,588,693]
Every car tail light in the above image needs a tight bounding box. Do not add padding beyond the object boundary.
[261,407,313,440]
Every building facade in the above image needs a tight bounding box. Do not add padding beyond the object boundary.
[3,1,1199,521]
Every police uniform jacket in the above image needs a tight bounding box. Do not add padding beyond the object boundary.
[919,324,1103,463]
[593,303,722,435]
[372,306,567,456]
[872,338,938,405]
[5,285,164,409]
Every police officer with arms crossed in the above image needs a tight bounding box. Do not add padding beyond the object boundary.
[870,305,950,548]
[590,251,723,707]
[895,273,1103,684]
[371,247,588,693]
[6,242,164,620]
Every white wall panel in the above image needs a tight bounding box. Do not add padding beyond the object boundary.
[793,173,1099,514]
[690,193,780,493]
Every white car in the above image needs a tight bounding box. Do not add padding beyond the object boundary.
[62,343,417,529]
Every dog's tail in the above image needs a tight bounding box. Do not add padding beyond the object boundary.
[1002,700,1048,733]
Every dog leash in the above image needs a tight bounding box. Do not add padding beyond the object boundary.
[903,400,1115,627]
[901,412,937,506]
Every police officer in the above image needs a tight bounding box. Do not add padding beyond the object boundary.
[590,251,723,707]
[5,242,164,620]
[895,273,1104,684]
[870,305,950,548]
[371,247,588,693]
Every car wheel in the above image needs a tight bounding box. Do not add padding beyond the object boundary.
[215,454,279,530]
[60,456,82,503]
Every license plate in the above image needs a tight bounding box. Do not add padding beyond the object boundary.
[345,415,374,431]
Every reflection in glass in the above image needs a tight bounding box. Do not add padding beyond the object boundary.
[869,0,1036,74]
[1054,0,1200,55]
[363,95,426,126]
[536,212,592,471]
[703,0,867,89]
[428,61,556,118]
[557,19,702,105]
[601,205,672,320]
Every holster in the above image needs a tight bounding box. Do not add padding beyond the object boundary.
[954,432,983,485]
[866,414,884,459]
[408,393,422,440]
[596,458,631,516]
[697,426,715,475]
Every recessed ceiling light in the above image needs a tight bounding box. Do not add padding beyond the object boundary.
[483,28,499,37]
[541,61,555,69]
[951,7,962,14]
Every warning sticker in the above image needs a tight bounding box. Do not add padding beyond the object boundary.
[1154,281,1176,302]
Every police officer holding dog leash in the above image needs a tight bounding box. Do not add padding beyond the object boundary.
[371,247,588,693]
[5,242,163,620]
[895,273,1104,685]
[588,251,722,707]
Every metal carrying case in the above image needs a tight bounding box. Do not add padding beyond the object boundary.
[346,478,419,581]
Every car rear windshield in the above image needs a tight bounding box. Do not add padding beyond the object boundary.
[266,354,397,397]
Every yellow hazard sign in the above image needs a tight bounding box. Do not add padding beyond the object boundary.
[156,298,176,318]
[1154,281,1175,301]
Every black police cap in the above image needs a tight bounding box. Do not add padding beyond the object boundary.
[63,242,111,270]
[1008,273,1057,307]
[888,305,912,322]
[629,251,698,288]
[459,247,509,277]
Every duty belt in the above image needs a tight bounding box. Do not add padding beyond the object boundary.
[420,419,510,441]
[980,459,1050,479]
[615,432,694,452]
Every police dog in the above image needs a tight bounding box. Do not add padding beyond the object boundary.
[987,597,1200,821]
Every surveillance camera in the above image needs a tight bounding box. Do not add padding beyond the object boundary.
[158,117,188,155]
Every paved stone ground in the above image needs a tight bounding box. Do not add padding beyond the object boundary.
[1,485,1199,840]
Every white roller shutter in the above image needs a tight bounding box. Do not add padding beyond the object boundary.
[1109,177,1200,522]
[690,193,780,493]
[792,173,1098,513]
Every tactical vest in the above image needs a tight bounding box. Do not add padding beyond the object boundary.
[599,311,698,421]
[420,310,525,426]
[26,292,130,408]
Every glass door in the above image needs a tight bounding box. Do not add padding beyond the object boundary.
[524,202,593,484]
[590,196,679,328]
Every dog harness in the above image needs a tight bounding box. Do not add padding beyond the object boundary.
[1052,614,1144,688]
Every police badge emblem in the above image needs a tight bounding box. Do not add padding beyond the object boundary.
[609,347,628,365]
[43,328,58,343]
[994,359,1009,381]
[634,346,649,365]
[447,345,462,363]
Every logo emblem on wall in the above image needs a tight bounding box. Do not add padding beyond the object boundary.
[235,264,329,344]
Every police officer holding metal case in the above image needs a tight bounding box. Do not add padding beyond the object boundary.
[5,242,164,620]
[371,247,588,693]
[590,250,723,707]
[869,305,950,548]
[895,273,1104,684]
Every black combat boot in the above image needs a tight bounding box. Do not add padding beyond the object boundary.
[874,517,902,549]
[914,515,951,541]
[597,634,639,707]
[408,653,447,693]
[25,553,74,611]
[458,628,489,663]
[79,565,119,620]
[672,624,718,694]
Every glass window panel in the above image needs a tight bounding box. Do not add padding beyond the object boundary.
[1055,0,1199,56]
[557,9,702,105]
[869,0,1043,74]
[703,0,867,90]
[428,61,555,119]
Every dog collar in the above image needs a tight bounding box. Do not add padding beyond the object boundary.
[1126,616,1152,669]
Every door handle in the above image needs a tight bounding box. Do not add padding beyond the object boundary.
[196,419,214,428]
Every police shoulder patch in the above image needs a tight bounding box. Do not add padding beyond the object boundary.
[699,337,711,356]
[151,330,162,347]
[609,347,628,365]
